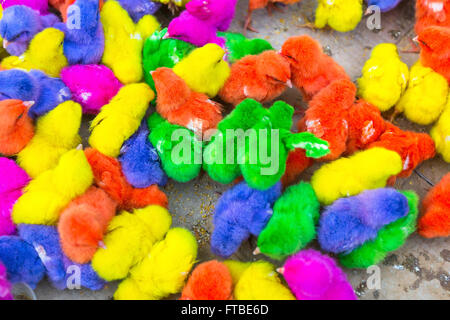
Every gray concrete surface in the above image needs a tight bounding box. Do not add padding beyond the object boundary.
[34,0,449,300]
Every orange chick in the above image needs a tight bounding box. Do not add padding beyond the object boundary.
[58,186,117,264]
[84,148,168,211]
[415,0,450,35]
[0,100,34,156]
[418,26,450,82]
[419,172,450,238]
[219,50,292,106]
[281,35,350,101]
[281,148,313,188]
[298,79,356,161]
[152,67,222,136]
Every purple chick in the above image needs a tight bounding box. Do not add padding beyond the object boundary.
[211,181,282,257]
[116,0,161,23]
[185,0,238,31]
[0,261,13,300]
[0,5,59,56]
[366,0,403,12]
[166,11,225,48]
[318,188,410,254]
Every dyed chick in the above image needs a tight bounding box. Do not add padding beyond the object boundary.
[61,65,122,114]
[54,0,104,65]
[419,173,450,238]
[318,188,410,254]
[415,0,450,35]
[89,83,154,158]
[218,31,274,63]
[17,101,82,178]
[256,182,320,260]
[366,0,402,12]
[298,79,357,161]
[281,149,314,187]
[91,205,172,281]
[0,100,34,156]
[281,35,350,100]
[0,262,12,300]
[100,0,160,84]
[315,0,363,32]
[118,122,167,189]
[49,0,77,21]
[1,28,68,77]
[224,260,295,300]
[418,26,450,82]
[358,43,409,112]
[12,149,94,225]
[280,249,356,300]
[152,67,222,135]
[0,158,29,236]
[148,113,203,183]
[142,28,195,93]
[211,181,282,258]
[116,0,161,23]
[311,147,403,205]
[85,148,168,210]
[340,191,419,268]
[219,50,292,106]
[58,187,117,264]
[0,5,59,56]
[0,69,71,120]
[181,260,233,300]
[1,0,49,14]
[431,94,450,162]
[114,228,198,300]
[186,0,237,31]
[395,61,448,125]
[173,43,230,97]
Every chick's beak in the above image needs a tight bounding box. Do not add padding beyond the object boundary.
[286,79,293,88]
[162,33,170,39]
[3,39,9,48]
[276,267,285,274]
[412,36,419,44]
[23,101,35,108]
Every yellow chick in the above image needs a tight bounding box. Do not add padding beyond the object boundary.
[357,43,409,112]
[91,205,172,281]
[12,149,93,225]
[315,0,363,33]
[89,83,154,157]
[114,228,198,300]
[173,43,230,97]
[311,147,403,205]
[101,0,160,84]
[17,101,82,178]
[224,260,295,300]
[395,62,448,125]
[1,28,68,77]
[430,95,450,162]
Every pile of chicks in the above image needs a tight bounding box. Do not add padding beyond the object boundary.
[0,0,448,300]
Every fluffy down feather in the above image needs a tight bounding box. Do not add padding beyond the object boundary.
[0,261,12,300]
[366,0,402,12]
[219,50,291,106]
[415,0,450,35]
[0,158,29,236]
[431,95,450,162]
[118,122,167,188]
[1,0,49,14]
[419,173,450,238]
[281,35,350,100]
[114,228,197,300]
[85,148,168,210]
[281,249,356,300]
[173,43,230,97]
[1,28,68,77]
[152,67,223,135]
[339,191,418,268]
[257,182,320,260]
[211,181,282,257]
[185,0,237,31]
[224,260,295,300]
[17,101,82,178]
[311,147,403,205]
[89,83,154,157]
[100,0,160,84]
[281,149,313,187]
[315,0,363,32]
[116,0,161,23]
[0,100,34,156]
[91,205,172,281]
[418,26,450,82]
[218,31,274,63]
[395,61,448,125]
[357,43,409,112]
[181,260,233,300]
[12,149,94,225]
[318,188,410,254]
[58,187,117,264]
[61,65,122,114]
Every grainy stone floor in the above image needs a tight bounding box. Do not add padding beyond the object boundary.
[34,0,449,300]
